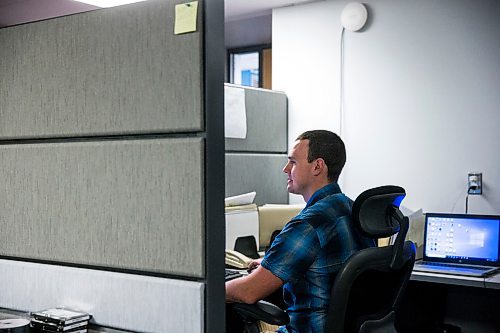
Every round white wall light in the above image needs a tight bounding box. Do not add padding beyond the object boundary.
[341,2,368,32]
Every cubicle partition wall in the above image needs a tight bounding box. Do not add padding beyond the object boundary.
[0,0,225,332]
[225,85,288,205]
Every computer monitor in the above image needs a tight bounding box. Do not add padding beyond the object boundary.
[423,213,500,266]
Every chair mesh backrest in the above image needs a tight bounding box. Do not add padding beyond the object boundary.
[325,185,416,333]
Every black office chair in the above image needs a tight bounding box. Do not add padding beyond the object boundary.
[230,185,415,333]
[325,185,416,333]
[230,300,289,333]
[234,236,260,259]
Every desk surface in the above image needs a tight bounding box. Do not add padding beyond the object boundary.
[0,309,130,333]
[485,271,500,289]
[411,269,500,289]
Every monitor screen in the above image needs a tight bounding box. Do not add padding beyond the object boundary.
[424,214,500,263]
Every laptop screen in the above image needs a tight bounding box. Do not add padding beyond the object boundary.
[423,213,500,266]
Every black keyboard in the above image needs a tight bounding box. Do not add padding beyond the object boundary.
[225,269,243,281]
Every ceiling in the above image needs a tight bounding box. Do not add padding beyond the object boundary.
[225,0,318,22]
[0,0,318,27]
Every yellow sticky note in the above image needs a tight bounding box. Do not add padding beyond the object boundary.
[174,1,199,35]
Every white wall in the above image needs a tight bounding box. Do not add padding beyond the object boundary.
[273,0,500,214]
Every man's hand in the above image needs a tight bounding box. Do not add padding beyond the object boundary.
[247,258,263,272]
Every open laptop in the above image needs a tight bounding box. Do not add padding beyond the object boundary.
[413,213,500,277]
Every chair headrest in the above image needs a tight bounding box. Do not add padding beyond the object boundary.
[352,185,406,238]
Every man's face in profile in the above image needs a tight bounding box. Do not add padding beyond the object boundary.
[283,139,314,197]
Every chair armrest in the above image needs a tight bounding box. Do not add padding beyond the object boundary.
[231,300,289,325]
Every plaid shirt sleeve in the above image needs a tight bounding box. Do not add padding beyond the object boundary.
[261,218,322,284]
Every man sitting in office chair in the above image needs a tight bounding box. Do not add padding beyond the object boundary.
[226,130,375,332]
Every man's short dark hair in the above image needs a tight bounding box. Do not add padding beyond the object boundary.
[296,130,346,182]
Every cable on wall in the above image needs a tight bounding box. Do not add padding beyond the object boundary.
[338,2,368,138]
[465,194,470,214]
[339,27,345,138]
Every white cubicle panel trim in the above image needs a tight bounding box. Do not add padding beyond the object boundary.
[0,259,204,332]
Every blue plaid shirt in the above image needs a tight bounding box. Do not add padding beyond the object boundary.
[261,183,375,333]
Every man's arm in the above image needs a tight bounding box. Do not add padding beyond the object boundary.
[225,265,283,304]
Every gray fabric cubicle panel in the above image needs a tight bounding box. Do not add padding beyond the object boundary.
[0,259,204,333]
[0,138,204,277]
[0,0,225,331]
[0,0,202,139]
[225,153,288,205]
[225,86,287,153]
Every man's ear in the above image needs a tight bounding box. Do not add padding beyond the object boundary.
[312,158,326,177]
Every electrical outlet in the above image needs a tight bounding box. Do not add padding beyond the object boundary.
[468,172,482,195]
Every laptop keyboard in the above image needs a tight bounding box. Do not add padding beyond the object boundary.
[225,269,243,281]
[422,262,487,271]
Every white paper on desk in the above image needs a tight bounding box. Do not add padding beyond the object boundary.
[224,85,247,139]
[405,208,424,247]
[225,191,256,207]
[404,208,425,259]
[387,207,424,247]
